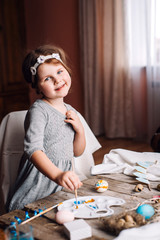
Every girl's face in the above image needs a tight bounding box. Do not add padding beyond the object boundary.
[37,62,71,101]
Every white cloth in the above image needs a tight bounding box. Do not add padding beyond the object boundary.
[114,222,160,240]
[91,148,160,181]
[74,112,101,180]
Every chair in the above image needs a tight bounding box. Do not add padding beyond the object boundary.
[0,110,101,215]
[0,111,27,215]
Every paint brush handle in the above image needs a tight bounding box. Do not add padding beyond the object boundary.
[20,203,60,225]
[75,189,77,199]
[75,188,78,203]
[71,158,78,206]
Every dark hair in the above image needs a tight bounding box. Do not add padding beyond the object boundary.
[22,45,72,91]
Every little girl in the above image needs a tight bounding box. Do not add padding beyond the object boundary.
[6,45,86,211]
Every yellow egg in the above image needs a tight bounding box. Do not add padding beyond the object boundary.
[55,210,74,224]
[95,180,108,192]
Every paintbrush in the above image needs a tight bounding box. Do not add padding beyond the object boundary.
[71,158,78,209]
[19,203,62,225]
[74,189,78,209]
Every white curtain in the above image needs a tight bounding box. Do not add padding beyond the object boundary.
[126,0,160,140]
[79,0,160,141]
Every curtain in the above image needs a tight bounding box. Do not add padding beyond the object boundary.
[79,0,160,141]
[79,0,136,138]
[126,0,160,140]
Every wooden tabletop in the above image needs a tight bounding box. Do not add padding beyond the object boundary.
[0,173,159,240]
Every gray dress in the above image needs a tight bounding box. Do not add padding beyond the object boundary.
[7,99,75,211]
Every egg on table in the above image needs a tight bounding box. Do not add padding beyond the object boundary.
[136,204,155,220]
[55,210,75,224]
[95,180,108,192]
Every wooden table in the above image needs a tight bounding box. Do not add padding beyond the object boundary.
[0,173,159,239]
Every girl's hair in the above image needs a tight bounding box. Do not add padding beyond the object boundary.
[22,45,72,91]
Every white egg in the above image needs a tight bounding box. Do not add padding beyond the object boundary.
[55,210,74,224]
[95,180,108,192]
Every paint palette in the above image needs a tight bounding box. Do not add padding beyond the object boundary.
[57,196,125,219]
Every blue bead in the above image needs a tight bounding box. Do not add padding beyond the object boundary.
[25,211,30,220]
[14,216,22,224]
[34,210,38,216]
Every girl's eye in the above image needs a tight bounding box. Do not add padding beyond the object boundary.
[45,76,51,81]
[57,70,63,75]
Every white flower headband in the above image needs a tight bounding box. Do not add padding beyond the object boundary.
[30,53,62,76]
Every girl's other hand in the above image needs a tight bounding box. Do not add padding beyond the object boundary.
[65,110,86,156]
[65,110,84,134]
[56,171,83,191]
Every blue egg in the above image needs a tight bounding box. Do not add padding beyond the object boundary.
[136,204,155,219]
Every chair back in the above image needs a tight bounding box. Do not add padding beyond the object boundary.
[0,111,27,214]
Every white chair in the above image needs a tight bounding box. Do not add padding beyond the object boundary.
[0,111,27,215]
[0,110,101,215]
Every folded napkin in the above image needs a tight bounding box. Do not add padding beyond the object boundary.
[91,148,160,181]
[114,222,160,240]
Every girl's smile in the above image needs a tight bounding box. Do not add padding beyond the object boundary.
[55,83,65,91]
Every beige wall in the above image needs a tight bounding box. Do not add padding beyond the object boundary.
[24,0,84,114]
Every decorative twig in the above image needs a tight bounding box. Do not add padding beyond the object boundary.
[147,184,151,191]
[129,197,160,212]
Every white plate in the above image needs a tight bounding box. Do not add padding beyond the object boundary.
[57,195,125,219]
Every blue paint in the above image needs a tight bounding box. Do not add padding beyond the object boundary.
[136,204,155,220]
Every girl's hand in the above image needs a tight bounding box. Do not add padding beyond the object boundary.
[56,171,83,191]
[65,110,84,134]
[65,110,86,156]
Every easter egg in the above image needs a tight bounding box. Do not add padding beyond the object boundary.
[136,204,155,220]
[95,180,108,192]
[55,210,74,224]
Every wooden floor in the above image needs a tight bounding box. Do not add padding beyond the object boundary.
[93,136,153,165]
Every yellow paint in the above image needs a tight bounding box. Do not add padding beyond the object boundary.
[84,199,95,203]
[96,186,108,190]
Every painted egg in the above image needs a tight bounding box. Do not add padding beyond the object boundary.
[136,204,155,220]
[55,210,74,224]
[95,180,108,192]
